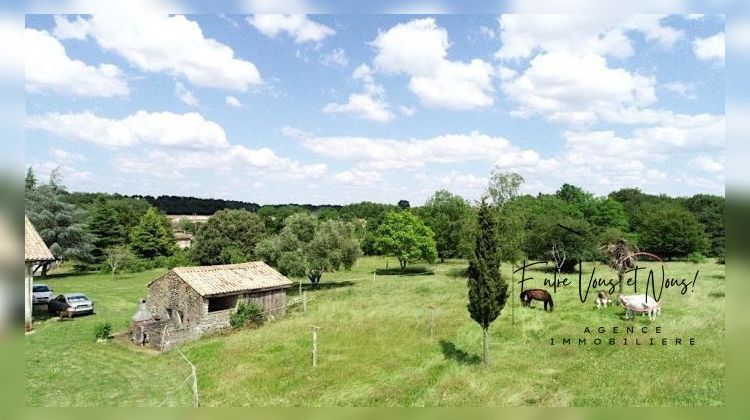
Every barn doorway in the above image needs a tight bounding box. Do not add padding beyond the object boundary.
[208,295,239,312]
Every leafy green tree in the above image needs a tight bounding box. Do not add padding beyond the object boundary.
[639,207,708,259]
[467,199,507,366]
[130,208,175,259]
[374,211,437,270]
[256,217,362,284]
[555,183,593,210]
[25,168,95,272]
[178,217,199,235]
[190,209,266,265]
[487,170,524,206]
[684,194,724,257]
[587,197,629,232]
[420,190,473,262]
[397,200,411,209]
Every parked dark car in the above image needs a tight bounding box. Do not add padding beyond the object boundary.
[47,294,95,318]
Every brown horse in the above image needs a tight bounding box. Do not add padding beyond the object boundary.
[520,289,554,311]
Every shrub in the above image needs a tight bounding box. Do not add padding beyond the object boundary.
[688,252,707,264]
[230,303,266,329]
[94,321,112,340]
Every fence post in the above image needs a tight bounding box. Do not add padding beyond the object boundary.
[303,292,307,313]
[373,271,376,283]
[299,279,302,296]
[311,325,321,367]
[426,304,436,337]
[511,264,515,326]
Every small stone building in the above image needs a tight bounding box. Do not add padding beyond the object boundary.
[139,261,292,350]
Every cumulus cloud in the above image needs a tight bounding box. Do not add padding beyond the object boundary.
[693,32,725,64]
[322,64,394,122]
[53,15,263,91]
[288,130,546,170]
[225,96,243,108]
[502,52,656,124]
[25,28,129,97]
[371,18,494,110]
[495,15,682,59]
[26,111,229,149]
[247,14,335,43]
[331,169,384,186]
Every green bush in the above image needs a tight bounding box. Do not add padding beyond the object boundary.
[688,252,707,264]
[93,321,112,340]
[230,303,266,329]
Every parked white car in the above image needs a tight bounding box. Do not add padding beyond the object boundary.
[32,284,54,304]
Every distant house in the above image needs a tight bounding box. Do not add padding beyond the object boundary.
[174,232,194,249]
[24,216,55,331]
[134,262,292,350]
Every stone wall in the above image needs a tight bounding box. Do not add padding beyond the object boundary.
[146,271,205,328]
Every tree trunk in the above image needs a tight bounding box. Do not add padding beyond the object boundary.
[482,327,489,367]
[618,271,624,294]
[399,258,407,271]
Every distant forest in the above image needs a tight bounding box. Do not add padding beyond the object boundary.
[61,193,345,216]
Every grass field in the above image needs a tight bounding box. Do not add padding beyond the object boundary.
[25,257,725,407]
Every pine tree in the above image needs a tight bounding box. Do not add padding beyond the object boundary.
[130,208,175,259]
[25,167,37,192]
[467,198,508,366]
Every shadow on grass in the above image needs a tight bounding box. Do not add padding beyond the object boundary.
[439,340,481,365]
[708,290,725,298]
[375,266,434,276]
[41,271,97,280]
[444,266,468,279]
[288,281,356,296]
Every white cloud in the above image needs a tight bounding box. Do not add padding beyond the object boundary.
[662,81,695,98]
[25,28,129,97]
[174,82,199,107]
[686,14,705,20]
[323,93,394,122]
[398,105,416,116]
[321,47,348,67]
[502,51,656,124]
[371,18,495,110]
[225,96,243,108]
[26,111,229,149]
[247,14,334,44]
[331,169,383,186]
[51,15,89,39]
[289,130,545,171]
[54,15,263,91]
[689,155,724,174]
[495,15,683,60]
[48,146,85,162]
[693,32,725,64]
[323,64,394,122]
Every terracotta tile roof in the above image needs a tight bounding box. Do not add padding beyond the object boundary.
[25,216,54,262]
[169,261,292,297]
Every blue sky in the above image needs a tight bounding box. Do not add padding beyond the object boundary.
[24,14,725,205]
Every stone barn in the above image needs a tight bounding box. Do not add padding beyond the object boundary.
[138,261,292,350]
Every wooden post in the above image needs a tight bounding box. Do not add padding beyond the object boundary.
[372,271,376,282]
[511,264,515,326]
[303,292,307,313]
[311,325,321,367]
[24,264,32,332]
[299,279,302,296]
[426,304,436,337]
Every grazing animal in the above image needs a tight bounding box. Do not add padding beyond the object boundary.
[596,290,611,308]
[519,289,554,312]
[619,294,662,321]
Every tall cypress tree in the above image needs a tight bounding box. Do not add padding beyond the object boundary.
[467,198,508,366]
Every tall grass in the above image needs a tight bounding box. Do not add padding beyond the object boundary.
[25,257,724,406]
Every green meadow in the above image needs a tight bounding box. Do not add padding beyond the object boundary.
[25,257,725,407]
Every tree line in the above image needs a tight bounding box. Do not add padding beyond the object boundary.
[25,166,723,281]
